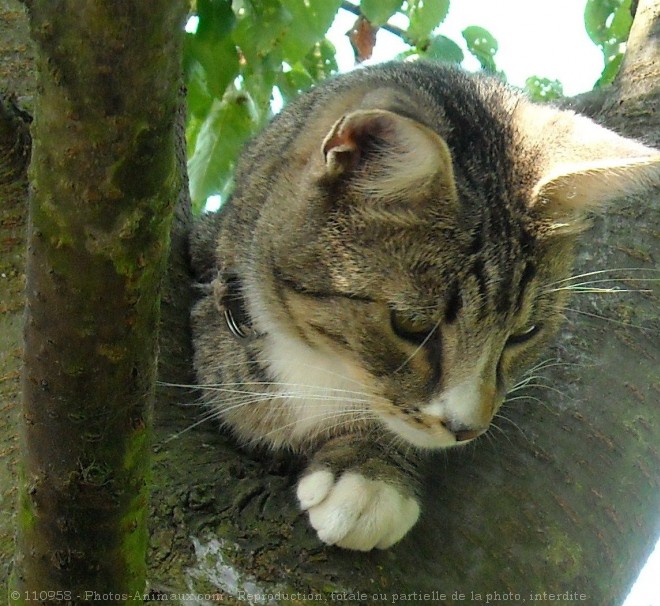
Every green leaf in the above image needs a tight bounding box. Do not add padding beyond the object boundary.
[240,70,278,127]
[524,76,564,102]
[302,38,338,82]
[462,25,498,72]
[233,0,290,65]
[185,113,204,162]
[183,0,239,101]
[276,44,336,107]
[609,0,632,41]
[584,0,623,45]
[185,61,214,119]
[595,52,624,87]
[423,35,464,64]
[394,48,419,62]
[276,67,314,104]
[279,0,342,62]
[361,0,403,27]
[187,91,258,209]
[196,0,234,38]
[407,0,450,45]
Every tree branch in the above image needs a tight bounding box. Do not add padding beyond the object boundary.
[341,0,408,41]
[616,0,659,104]
[0,94,31,184]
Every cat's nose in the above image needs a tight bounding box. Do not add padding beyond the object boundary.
[441,420,487,442]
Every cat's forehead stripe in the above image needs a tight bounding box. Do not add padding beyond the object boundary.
[308,322,351,349]
[470,257,490,304]
[271,270,313,348]
[423,329,443,388]
[272,266,376,303]
[515,262,537,313]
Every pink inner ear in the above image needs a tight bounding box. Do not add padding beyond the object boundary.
[322,112,395,174]
[323,127,347,153]
[323,127,356,156]
[323,124,361,173]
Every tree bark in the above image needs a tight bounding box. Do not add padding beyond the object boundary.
[0,0,33,584]
[0,0,658,605]
[6,1,186,603]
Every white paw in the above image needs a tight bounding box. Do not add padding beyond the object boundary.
[296,470,420,551]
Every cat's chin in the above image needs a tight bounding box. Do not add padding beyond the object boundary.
[380,415,471,449]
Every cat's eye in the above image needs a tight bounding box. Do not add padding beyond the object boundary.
[506,324,541,347]
[390,310,437,344]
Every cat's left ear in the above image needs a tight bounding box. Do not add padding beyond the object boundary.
[320,109,458,203]
[523,105,660,220]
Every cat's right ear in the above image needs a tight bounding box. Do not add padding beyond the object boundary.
[321,109,458,203]
[518,104,660,223]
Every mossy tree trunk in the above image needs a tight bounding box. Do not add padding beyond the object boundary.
[1,0,34,585]
[7,1,186,602]
[0,0,658,605]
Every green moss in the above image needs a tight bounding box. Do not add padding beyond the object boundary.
[113,125,177,200]
[16,467,36,533]
[9,470,37,604]
[118,426,152,601]
[97,343,128,363]
[544,527,583,578]
[118,491,150,600]
[61,360,85,376]
[117,208,146,240]
[123,424,150,472]
[107,206,174,285]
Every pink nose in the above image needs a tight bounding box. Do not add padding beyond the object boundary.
[441,420,488,442]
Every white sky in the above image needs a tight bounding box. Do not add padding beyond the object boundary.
[329,0,604,95]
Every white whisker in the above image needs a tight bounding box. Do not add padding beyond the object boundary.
[546,267,659,288]
[546,277,657,294]
[159,379,374,399]
[393,320,440,375]
[487,421,512,446]
[562,306,651,331]
[294,361,372,389]
[246,410,377,448]
[493,413,528,442]
[547,286,652,295]
[508,382,566,398]
[506,394,545,405]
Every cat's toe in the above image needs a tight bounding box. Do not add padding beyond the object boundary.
[296,469,334,509]
[297,471,420,551]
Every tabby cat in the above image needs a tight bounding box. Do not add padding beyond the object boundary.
[190,61,659,551]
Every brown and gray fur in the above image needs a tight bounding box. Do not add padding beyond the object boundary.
[190,61,659,551]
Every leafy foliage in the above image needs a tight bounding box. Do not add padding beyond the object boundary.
[360,0,403,27]
[407,0,450,45]
[584,0,633,86]
[524,77,564,103]
[184,0,340,209]
[423,35,464,64]
[185,0,633,211]
[462,25,498,73]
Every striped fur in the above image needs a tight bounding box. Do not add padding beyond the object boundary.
[190,61,659,550]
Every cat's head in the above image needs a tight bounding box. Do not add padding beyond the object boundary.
[245,67,659,449]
